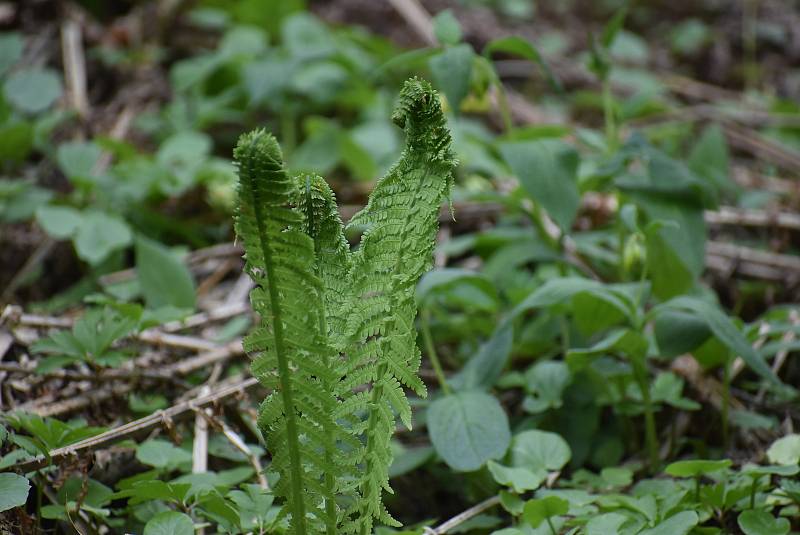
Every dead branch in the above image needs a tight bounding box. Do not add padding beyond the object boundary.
[1,375,260,474]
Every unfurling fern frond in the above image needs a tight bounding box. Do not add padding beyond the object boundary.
[345,77,457,534]
[233,133,358,535]
[233,77,455,535]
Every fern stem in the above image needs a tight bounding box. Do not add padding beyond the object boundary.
[421,309,451,395]
[248,162,307,535]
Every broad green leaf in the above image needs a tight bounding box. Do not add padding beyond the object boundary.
[689,124,732,194]
[499,139,580,231]
[654,310,711,357]
[136,439,192,470]
[509,430,571,473]
[567,329,648,369]
[143,511,194,535]
[601,5,629,48]
[112,480,191,505]
[649,372,700,410]
[644,224,694,299]
[511,278,634,324]
[197,493,240,529]
[766,434,800,466]
[429,43,474,113]
[639,511,698,535]
[218,25,267,57]
[586,512,628,535]
[742,464,799,477]
[282,12,334,59]
[484,35,562,91]
[451,323,513,391]
[3,68,63,114]
[433,9,462,45]
[488,461,544,493]
[737,510,790,535]
[135,236,196,310]
[499,490,525,515]
[661,296,781,385]
[36,205,83,239]
[522,496,569,528]
[428,390,511,472]
[522,361,571,413]
[664,459,731,477]
[416,268,495,305]
[0,32,23,76]
[0,473,30,512]
[74,211,132,265]
[572,291,628,336]
[389,446,434,478]
[56,141,102,181]
[0,120,34,163]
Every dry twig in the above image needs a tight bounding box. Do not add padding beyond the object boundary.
[2,375,260,474]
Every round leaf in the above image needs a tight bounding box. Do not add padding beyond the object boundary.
[136,439,193,469]
[428,391,510,472]
[0,473,30,512]
[766,434,800,466]
[143,511,194,535]
[509,430,571,473]
[522,496,569,528]
[56,141,102,181]
[487,461,544,493]
[135,235,196,310]
[639,511,699,535]
[35,205,83,239]
[432,9,463,45]
[737,510,790,535]
[74,211,132,265]
[664,459,732,478]
[587,512,628,535]
[3,68,63,114]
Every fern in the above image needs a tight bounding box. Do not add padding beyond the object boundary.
[344,78,456,534]
[233,78,456,534]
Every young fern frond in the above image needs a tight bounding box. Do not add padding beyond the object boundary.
[297,174,353,353]
[344,78,457,533]
[234,133,356,535]
[233,78,455,534]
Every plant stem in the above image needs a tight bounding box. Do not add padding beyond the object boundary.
[421,309,452,395]
[602,78,617,151]
[721,358,731,451]
[251,183,307,535]
[632,358,659,473]
[546,516,558,535]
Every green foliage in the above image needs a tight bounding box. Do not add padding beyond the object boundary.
[233,77,455,533]
[3,67,62,114]
[31,307,137,371]
[428,390,511,472]
[3,3,800,534]
[0,473,30,512]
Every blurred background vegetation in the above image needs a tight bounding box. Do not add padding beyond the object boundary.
[1,0,800,533]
